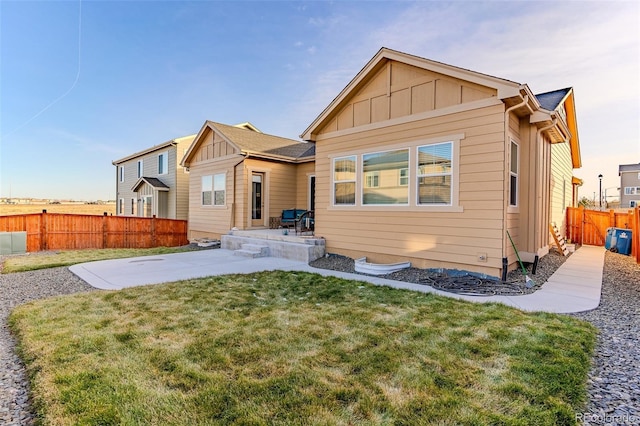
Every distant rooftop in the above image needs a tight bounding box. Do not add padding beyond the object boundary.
[619,163,640,173]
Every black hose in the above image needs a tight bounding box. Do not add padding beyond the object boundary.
[417,272,532,297]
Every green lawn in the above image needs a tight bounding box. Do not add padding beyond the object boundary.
[10,271,596,425]
[1,246,199,273]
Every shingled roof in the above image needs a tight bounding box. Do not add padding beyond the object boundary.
[208,121,315,160]
[131,177,170,192]
[535,88,571,111]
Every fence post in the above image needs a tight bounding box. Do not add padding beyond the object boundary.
[151,215,157,247]
[579,205,585,245]
[103,212,108,249]
[609,209,616,229]
[40,210,47,251]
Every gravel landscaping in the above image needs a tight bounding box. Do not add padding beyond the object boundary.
[1,249,639,425]
[310,249,569,295]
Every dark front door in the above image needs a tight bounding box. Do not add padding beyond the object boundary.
[252,172,264,227]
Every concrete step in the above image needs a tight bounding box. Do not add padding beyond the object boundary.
[233,243,269,258]
[222,234,325,262]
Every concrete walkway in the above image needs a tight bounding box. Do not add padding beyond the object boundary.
[69,245,605,314]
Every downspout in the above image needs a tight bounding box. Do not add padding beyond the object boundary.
[502,95,528,278]
[230,154,248,229]
[534,117,558,254]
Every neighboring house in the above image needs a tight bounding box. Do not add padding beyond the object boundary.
[113,134,196,220]
[301,47,582,278]
[619,163,640,208]
[181,121,315,240]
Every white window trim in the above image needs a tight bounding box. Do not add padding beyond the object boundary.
[328,134,463,212]
[362,148,409,206]
[508,139,519,211]
[158,151,169,175]
[399,168,409,186]
[416,142,453,207]
[364,171,380,188]
[332,155,357,206]
[201,175,213,206]
[213,173,226,206]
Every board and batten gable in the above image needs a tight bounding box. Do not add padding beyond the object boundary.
[186,127,245,240]
[310,58,510,276]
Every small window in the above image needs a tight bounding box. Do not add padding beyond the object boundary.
[364,171,379,188]
[333,156,356,205]
[417,142,452,205]
[213,173,226,206]
[624,187,640,195]
[509,141,519,207]
[399,168,409,186]
[363,149,409,205]
[202,176,212,205]
[131,198,137,215]
[118,198,124,214]
[137,160,143,178]
[158,151,168,175]
[119,166,124,183]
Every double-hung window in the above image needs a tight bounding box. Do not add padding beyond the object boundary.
[509,141,519,207]
[158,151,168,175]
[334,156,356,205]
[363,149,409,205]
[202,174,226,206]
[202,176,213,205]
[213,174,226,205]
[417,142,452,205]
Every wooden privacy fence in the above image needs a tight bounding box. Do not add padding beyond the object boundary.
[0,211,188,252]
[566,206,640,263]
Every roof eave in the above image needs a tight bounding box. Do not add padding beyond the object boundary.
[301,47,523,141]
[113,140,178,165]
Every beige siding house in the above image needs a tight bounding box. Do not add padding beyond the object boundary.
[113,135,195,220]
[181,122,315,240]
[301,48,582,278]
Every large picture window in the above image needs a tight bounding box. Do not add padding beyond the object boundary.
[363,149,409,205]
[329,135,461,210]
[509,141,519,207]
[334,156,356,205]
[417,142,452,205]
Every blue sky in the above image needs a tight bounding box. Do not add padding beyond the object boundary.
[1,0,638,202]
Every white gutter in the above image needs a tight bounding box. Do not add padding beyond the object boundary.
[502,95,528,270]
